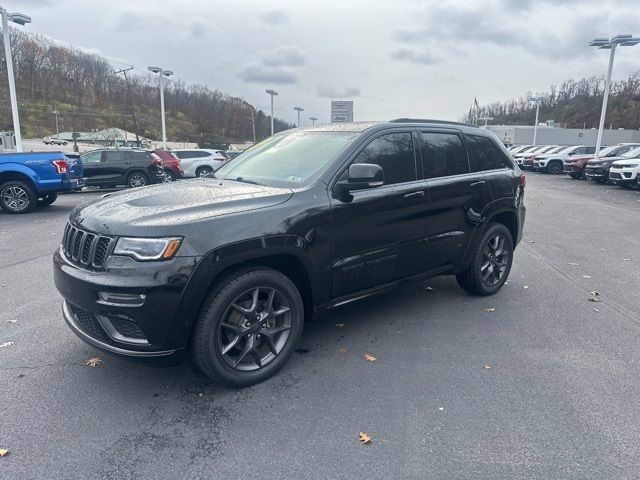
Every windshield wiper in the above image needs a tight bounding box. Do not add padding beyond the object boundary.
[229,176,266,186]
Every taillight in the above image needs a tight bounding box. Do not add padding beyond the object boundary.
[51,159,68,174]
[519,174,526,187]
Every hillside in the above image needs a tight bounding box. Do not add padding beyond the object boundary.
[465,73,640,129]
[0,30,294,145]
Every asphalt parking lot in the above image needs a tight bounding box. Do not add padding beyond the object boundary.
[2,176,640,480]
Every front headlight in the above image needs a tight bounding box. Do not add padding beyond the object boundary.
[113,237,182,261]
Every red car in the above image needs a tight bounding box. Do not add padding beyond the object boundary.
[152,150,183,182]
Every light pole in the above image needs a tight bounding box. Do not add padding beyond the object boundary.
[148,66,173,149]
[589,34,640,160]
[53,109,59,137]
[0,7,31,152]
[529,96,547,145]
[266,89,278,135]
[294,106,304,127]
[309,116,318,125]
[478,116,493,128]
[65,76,79,151]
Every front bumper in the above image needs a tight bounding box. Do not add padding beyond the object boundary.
[53,247,198,356]
[609,169,637,184]
[585,168,608,180]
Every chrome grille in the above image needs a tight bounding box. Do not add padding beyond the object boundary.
[61,222,114,269]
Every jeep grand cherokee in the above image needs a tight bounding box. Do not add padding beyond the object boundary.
[53,119,526,387]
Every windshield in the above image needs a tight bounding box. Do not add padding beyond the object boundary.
[557,145,578,154]
[215,131,359,187]
[547,146,565,154]
[621,146,640,158]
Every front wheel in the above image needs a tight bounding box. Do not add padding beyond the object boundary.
[191,267,304,387]
[162,171,175,183]
[37,193,58,207]
[127,172,148,188]
[456,223,514,296]
[546,161,562,174]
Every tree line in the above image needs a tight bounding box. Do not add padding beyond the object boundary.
[0,30,294,144]
[464,72,640,130]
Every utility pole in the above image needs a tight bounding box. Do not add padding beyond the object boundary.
[250,107,256,143]
[53,108,59,136]
[114,66,140,146]
[65,76,79,152]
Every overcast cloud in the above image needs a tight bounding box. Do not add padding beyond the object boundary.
[10,0,640,125]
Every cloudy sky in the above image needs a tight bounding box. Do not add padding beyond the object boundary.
[16,0,640,125]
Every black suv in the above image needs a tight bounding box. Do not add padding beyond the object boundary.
[54,120,526,387]
[80,148,165,188]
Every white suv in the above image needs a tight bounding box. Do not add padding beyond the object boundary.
[172,149,227,177]
[533,145,596,174]
[608,147,640,187]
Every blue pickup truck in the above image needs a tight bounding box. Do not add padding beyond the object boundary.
[0,152,84,214]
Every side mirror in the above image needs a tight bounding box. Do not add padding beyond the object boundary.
[337,163,384,192]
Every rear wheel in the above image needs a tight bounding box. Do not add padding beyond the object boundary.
[162,171,175,183]
[196,166,213,178]
[0,180,38,214]
[127,172,148,188]
[191,267,304,387]
[37,193,58,207]
[569,172,580,179]
[456,223,514,296]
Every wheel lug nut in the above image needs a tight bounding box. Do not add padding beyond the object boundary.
[262,323,266,328]
[247,333,252,337]
[257,334,261,338]
[246,322,251,326]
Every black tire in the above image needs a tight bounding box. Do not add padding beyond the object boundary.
[546,161,562,174]
[0,180,38,214]
[569,173,580,179]
[195,166,213,178]
[37,193,58,207]
[191,267,304,387]
[63,141,68,146]
[456,223,514,296]
[127,172,148,188]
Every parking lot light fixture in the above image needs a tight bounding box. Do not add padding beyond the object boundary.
[529,97,547,146]
[294,106,304,127]
[309,116,318,125]
[478,116,494,128]
[148,66,173,149]
[1,6,31,152]
[266,89,278,135]
[590,34,640,160]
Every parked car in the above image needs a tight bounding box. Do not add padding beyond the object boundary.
[513,145,557,167]
[585,145,640,183]
[603,147,640,186]
[171,149,227,177]
[521,146,565,170]
[43,136,68,146]
[54,119,525,387]
[152,150,183,182]
[564,144,640,179]
[80,148,165,188]
[532,145,596,174]
[508,145,535,156]
[0,151,83,213]
[224,150,243,160]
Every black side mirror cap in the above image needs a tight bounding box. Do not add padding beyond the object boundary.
[345,163,384,190]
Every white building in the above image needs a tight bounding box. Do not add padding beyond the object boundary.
[485,125,640,146]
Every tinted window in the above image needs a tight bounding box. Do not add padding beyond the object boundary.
[104,151,126,162]
[131,151,151,162]
[353,132,416,185]
[466,135,512,171]
[584,147,596,154]
[420,132,469,178]
[82,151,102,163]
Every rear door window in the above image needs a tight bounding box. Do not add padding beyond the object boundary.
[352,132,417,185]
[82,151,102,163]
[466,135,513,172]
[104,151,126,162]
[420,132,469,178]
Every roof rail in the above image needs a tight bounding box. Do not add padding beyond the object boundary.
[390,118,478,128]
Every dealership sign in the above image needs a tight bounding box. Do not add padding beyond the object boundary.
[331,101,354,123]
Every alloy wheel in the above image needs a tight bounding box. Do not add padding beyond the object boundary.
[218,286,292,372]
[480,234,509,286]
[162,172,174,183]
[2,185,29,211]
[129,174,146,188]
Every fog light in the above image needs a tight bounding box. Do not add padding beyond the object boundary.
[97,292,146,307]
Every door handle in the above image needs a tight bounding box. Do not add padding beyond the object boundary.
[470,180,486,187]
[125,162,132,165]
[404,191,425,199]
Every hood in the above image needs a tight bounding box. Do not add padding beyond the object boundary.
[588,155,626,166]
[71,178,294,235]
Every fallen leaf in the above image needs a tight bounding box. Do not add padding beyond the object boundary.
[600,248,606,252]
[85,357,102,367]
[0,448,8,457]
[529,240,535,244]
[425,286,434,291]
[583,275,591,279]
[364,353,377,362]
[338,347,347,353]
[483,308,496,312]
[523,285,529,289]
[438,407,444,411]
[588,291,601,302]
[593,309,600,313]
[568,262,579,266]
[358,432,372,444]
[483,364,492,370]
[0,341,14,348]
[621,258,630,262]
[17,374,25,378]
[333,323,344,328]
[6,319,17,323]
